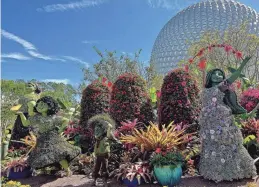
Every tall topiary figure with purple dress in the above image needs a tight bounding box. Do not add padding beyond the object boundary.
[199,56,258,182]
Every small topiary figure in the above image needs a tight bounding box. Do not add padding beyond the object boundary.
[79,81,111,129]
[159,68,200,127]
[109,73,154,127]
[240,88,259,119]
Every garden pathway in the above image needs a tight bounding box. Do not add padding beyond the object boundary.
[18,175,259,187]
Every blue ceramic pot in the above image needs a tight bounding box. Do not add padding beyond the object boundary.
[8,167,32,180]
[122,177,141,187]
[154,165,182,187]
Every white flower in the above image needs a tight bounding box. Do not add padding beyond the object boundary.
[221,158,225,163]
[220,145,225,150]
[211,135,215,140]
[212,97,217,102]
[210,130,215,134]
[211,151,216,156]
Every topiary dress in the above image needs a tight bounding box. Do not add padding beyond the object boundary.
[199,81,256,182]
[27,114,81,169]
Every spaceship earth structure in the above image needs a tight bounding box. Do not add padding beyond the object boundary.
[150,0,259,75]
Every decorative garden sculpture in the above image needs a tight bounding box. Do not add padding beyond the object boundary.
[10,82,41,149]
[17,96,81,176]
[199,56,257,182]
[88,114,120,187]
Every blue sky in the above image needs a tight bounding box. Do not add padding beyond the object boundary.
[2,0,259,86]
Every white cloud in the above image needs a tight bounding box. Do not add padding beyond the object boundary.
[63,56,89,67]
[147,0,197,10]
[42,79,70,84]
[37,0,106,12]
[1,30,36,51]
[1,53,32,60]
[121,51,134,56]
[1,29,55,61]
[82,40,99,44]
[1,29,87,65]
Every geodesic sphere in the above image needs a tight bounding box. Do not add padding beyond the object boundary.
[150,0,259,75]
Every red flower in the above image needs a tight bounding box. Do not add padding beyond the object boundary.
[184,65,189,72]
[198,58,207,70]
[236,80,242,89]
[107,81,113,87]
[188,58,194,64]
[208,46,212,52]
[236,51,242,59]
[102,77,107,83]
[155,148,161,153]
[197,49,204,57]
[188,159,194,165]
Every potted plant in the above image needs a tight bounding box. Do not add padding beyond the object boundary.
[150,150,184,187]
[110,162,151,187]
[3,156,32,180]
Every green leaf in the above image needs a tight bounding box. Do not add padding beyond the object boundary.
[206,63,213,71]
[57,98,67,110]
[243,135,256,145]
[227,67,246,78]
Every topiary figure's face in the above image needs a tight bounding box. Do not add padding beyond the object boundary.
[26,83,36,93]
[94,123,106,139]
[211,70,224,84]
[36,101,49,114]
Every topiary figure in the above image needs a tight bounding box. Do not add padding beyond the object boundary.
[79,80,111,129]
[159,68,200,128]
[240,88,259,119]
[109,73,154,127]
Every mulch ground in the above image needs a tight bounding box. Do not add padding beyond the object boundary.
[17,175,259,187]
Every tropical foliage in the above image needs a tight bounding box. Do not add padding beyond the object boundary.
[120,122,193,152]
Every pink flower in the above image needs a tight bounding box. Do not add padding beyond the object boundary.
[188,58,194,64]
[181,81,187,86]
[184,65,189,72]
[224,45,232,53]
[155,148,161,153]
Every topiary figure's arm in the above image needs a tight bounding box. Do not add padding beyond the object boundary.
[27,101,36,116]
[58,117,69,134]
[227,56,251,84]
[16,111,31,127]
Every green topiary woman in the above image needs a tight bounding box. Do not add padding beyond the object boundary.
[17,96,81,176]
[199,56,259,182]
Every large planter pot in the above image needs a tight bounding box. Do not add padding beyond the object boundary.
[153,165,182,187]
[122,177,142,187]
[8,166,32,180]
